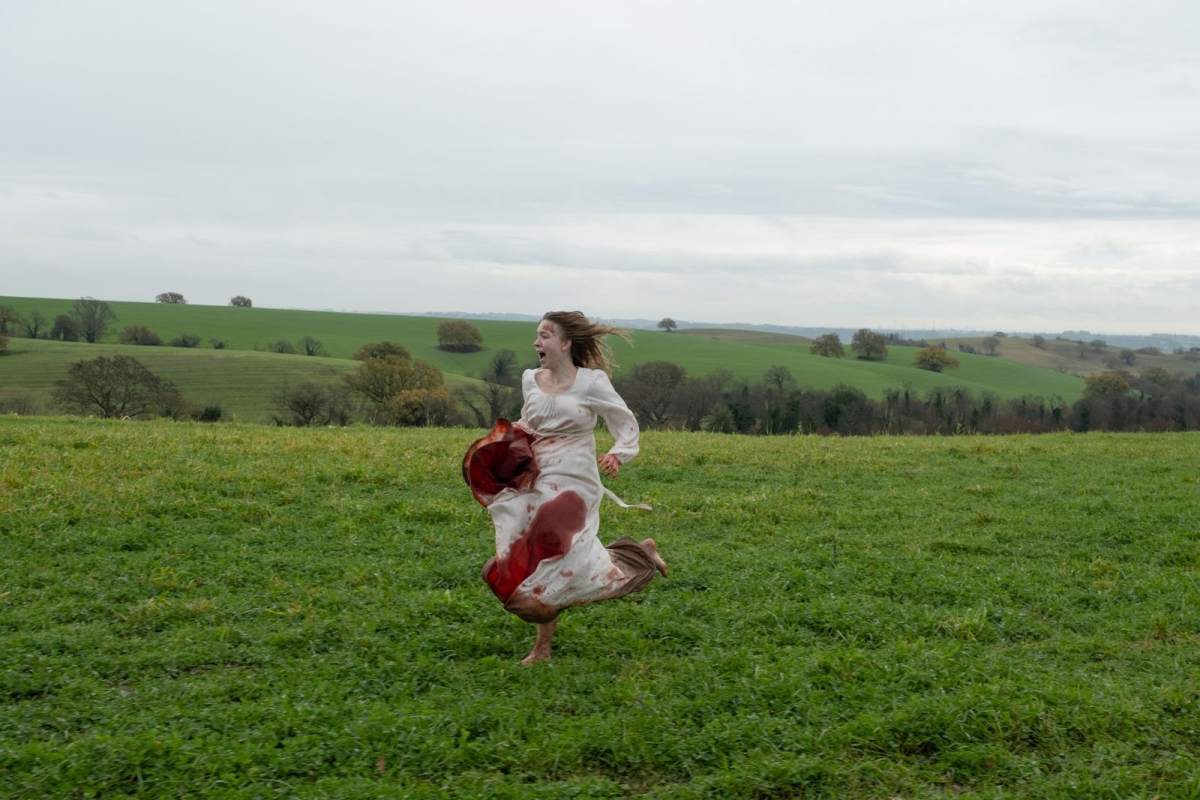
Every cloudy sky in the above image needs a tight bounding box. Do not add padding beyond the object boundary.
[2,1,1198,334]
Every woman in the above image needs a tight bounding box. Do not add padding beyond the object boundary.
[463,311,668,664]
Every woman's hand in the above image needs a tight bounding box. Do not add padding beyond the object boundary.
[598,453,620,478]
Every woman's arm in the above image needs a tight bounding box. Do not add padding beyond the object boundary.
[587,370,640,467]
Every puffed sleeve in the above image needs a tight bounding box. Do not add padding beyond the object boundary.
[586,369,640,464]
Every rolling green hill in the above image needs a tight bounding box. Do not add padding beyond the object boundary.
[1,296,1088,421]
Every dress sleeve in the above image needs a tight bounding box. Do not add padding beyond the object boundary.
[587,370,640,464]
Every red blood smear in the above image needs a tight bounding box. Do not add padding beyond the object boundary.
[485,490,586,603]
[462,419,539,506]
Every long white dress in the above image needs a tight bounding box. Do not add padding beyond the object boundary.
[464,368,657,623]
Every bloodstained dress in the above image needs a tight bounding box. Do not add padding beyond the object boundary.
[463,368,658,623]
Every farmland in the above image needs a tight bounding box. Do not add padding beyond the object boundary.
[3,417,1199,797]
[0,297,1091,423]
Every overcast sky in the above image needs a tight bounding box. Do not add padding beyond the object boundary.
[2,1,1198,334]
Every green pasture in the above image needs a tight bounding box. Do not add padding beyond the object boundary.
[3,417,1199,797]
[1,297,1086,414]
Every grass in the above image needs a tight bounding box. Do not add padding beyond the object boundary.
[1,297,1087,417]
[3,416,1199,797]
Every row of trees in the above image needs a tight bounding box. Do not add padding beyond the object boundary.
[37,342,1200,435]
[155,293,253,307]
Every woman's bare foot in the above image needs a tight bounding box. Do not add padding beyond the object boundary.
[520,619,558,665]
[641,538,669,578]
[521,646,551,665]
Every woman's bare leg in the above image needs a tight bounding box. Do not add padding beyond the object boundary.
[641,538,669,578]
[521,618,558,665]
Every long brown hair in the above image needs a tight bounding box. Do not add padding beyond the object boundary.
[542,311,631,374]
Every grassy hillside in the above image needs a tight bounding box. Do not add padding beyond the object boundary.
[3,417,1199,797]
[946,335,1199,378]
[1,297,1088,417]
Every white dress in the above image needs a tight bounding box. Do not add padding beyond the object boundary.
[464,368,657,623]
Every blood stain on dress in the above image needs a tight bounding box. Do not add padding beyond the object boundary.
[484,490,587,603]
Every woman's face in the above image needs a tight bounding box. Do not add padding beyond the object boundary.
[534,319,571,368]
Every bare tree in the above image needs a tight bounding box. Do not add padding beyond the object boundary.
[981,336,1001,355]
[298,335,326,356]
[1031,335,1046,349]
[155,292,187,304]
[616,360,687,429]
[71,297,117,343]
[22,310,46,339]
[454,381,520,427]
[52,355,182,418]
[272,382,353,426]
[118,325,163,346]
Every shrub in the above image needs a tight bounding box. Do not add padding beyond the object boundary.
[169,333,201,348]
[118,325,163,346]
[436,320,483,352]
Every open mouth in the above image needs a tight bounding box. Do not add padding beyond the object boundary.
[536,348,546,362]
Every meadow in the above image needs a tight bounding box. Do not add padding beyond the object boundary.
[0,297,1087,424]
[3,416,1199,797]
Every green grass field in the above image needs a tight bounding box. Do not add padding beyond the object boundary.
[1,297,1087,420]
[3,417,1199,797]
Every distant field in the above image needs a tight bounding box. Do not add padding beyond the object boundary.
[677,328,810,344]
[3,417,1199,797]
[944,335,1198,379]
[1,297,1089,418]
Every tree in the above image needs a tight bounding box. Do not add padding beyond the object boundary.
[269,340,297,354]
[155,292,187,304]
[1119,349,1137,365]
[352,341,411,362]
[230,296,253,308]
[118,325,163,346]
[1137,366,1176,393]
[453,381,520,427]
[0,333,7,355]
[483,348,519,386]
[0,305,22,334]
[993,331,1007,338]
[981,336,1001,355]
[810,333,845,358]
[617,361,687,429]
[71,297,117,343]
[169,333,201,348]
[51,355,182,418]
[850,328,887,361]
[1090,339,1107,352]
[50,314,82,342]
[22,310,46,339]
[436,320,483,352]
[914,346,960,373]
[1031,335,1046,349]
[272,382,352,427]
[298,335,326,357]
[1083,371,1131,398]
[343,350,449,426]
[658,318,677,333]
